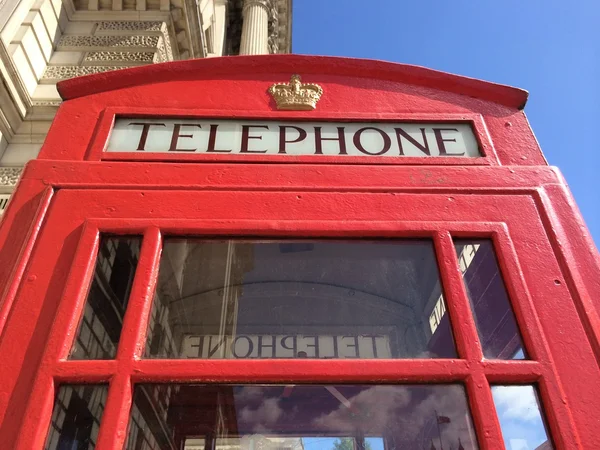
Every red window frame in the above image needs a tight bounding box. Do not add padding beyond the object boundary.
[2,188,597,450]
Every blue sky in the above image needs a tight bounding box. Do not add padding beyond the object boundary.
[491,386,550,450]
[293,0,600,246]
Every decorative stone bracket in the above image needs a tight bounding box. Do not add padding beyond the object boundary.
[0,167,23,188]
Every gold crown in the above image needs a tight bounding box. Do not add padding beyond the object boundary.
[268,74,323,110]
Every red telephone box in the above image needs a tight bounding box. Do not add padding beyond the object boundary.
[0,55,599,450]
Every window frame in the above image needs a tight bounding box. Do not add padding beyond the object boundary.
[5,190,584,450]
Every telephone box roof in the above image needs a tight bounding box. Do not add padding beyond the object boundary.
[56,54,529,109]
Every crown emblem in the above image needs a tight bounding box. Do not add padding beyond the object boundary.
[268,74,323,110]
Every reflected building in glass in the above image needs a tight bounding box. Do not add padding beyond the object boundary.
[145,240,457,360]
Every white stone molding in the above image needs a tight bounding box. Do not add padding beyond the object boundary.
[240,0,270,55]
[84,51,156,64]
[96,20,163,32]
[0,38,32,116]
[58,34,160,49]
[41,22,174,80]
[0,167,23,187]
[156,35,173,62]
[32,100,61,107]
[42,65,124,80]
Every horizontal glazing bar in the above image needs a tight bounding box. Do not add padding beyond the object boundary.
[130,359,474,382]
[483,360,543,383]
[50,359,543,384]
[52,360,117,382]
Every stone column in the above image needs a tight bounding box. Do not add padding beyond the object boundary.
[239,0,270,55]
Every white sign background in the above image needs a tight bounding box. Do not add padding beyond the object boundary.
[106,118,481,157]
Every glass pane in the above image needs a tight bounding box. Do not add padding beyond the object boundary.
[126,384,479,450]
[145,239,457,359]
[454,240,526,359]
[44,384,108,450]
[70,236,141,360]
[492,385,554,450]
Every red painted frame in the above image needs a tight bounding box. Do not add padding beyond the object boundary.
[0,189,596,450]
[0,55,599,450]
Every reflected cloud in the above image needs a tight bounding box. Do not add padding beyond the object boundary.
[127,384,480,450]
[311,385,477,449]
[492,385,539,422]
[491,386,553,450]
[312,386,412,434]
[240,397,285,430]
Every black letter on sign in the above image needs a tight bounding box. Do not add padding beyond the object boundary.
[258,335,277,358]
[432,128,463,156]
[279,126,307,154]
[364,335,383,358]
[232,336,254,358]
[169,123,201,152]
[343,335,360,358]
[304,335,320,357]
[240,125,269,153]
[314,126,347,155]
[394,127,430,156]
[206,124,231,153]
[353,127,392,156]
[280,335,298,357]
[129,122,166,151]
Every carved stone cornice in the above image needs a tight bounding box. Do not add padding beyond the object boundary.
[32,100,61,107]
[273,0,291,53]
[44,23,174,81]
[0,167,23,187]
[243,0,270,14]
[84,51,156,64]
[229,0,291,54]
[58,35,161,50]
[43,66,125,80]
[96,21,164,32]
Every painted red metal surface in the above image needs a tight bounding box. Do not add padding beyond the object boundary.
[0,55,598,450]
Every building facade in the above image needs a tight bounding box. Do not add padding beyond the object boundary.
[0,0,292,212]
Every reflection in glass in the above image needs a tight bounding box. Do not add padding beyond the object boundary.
[145,240,457,359]
[492,385,554,450]
[183,436,386,450]
[44,385,108,450]
[70,237,141,360]
[125,384,479,450]
[454,240,526,359]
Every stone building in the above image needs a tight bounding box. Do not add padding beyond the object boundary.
[0,0,292,213]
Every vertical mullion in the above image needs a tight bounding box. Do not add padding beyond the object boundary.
[434,231,483,361]
[116,227,162,360]
[14,223,101,450]
[466,373,506,450]
[95,227,162,450]
[490,231,550,363]
[435,232,506,449]
[95,373,133,450]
